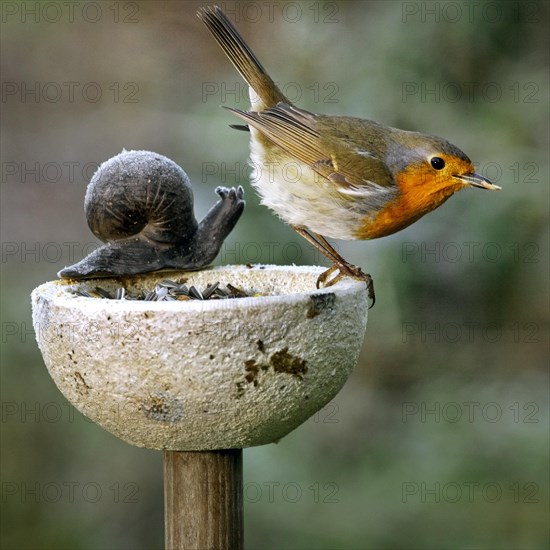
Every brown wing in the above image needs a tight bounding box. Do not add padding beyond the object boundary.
[226,103,395,193]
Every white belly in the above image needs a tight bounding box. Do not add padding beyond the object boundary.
[248,130,376,240]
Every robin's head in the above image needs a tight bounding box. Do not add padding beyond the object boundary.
[389,131,501,200]
[353,130,504,239]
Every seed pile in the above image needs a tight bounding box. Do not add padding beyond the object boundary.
[72,280,253,301]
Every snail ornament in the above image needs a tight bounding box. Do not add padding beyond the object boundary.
[59,150,245,279]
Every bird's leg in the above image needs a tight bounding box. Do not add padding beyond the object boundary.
[291,226,375,306]
[314,234,375,306]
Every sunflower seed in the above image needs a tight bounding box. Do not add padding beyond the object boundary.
[114,287,125,300]
[170,284,189,296]
[155,286,169,300]
[202,282,220,299]
[94,286,112,299]
[214,286,229,297]
[74,289,93,297]
[159,279,178,289]
[188,286,203,300]
[144,290,157,301]
[226,283,247,298]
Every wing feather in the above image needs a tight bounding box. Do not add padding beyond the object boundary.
[226,102,395,194]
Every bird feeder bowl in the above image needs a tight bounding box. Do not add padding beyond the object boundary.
[32,265,368,450]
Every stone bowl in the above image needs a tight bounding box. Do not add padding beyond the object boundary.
[31,265,368,450]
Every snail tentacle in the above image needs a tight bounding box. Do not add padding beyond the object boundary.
[183,185,245,267]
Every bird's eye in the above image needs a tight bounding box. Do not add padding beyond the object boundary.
[430,157,445,170]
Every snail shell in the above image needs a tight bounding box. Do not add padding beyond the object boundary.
[58,150,245,279]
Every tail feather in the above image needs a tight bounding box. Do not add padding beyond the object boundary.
[198,6,287,110]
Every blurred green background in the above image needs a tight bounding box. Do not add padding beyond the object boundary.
[1,1,548,548]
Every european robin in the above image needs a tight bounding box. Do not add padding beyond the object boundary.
[198,6,501,304]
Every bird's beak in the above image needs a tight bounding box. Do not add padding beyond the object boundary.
[454,172,502,190]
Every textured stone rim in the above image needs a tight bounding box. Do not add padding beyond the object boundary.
[33,264,364,312]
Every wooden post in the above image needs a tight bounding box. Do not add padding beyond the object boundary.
[163,449,244,550]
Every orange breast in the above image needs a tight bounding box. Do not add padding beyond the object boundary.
[354,169,464,240]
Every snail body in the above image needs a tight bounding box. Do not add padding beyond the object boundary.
[59,150,245,279]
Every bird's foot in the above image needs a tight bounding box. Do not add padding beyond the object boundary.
[317,263,375,308]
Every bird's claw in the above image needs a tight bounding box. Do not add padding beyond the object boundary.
[317,263,375,308]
